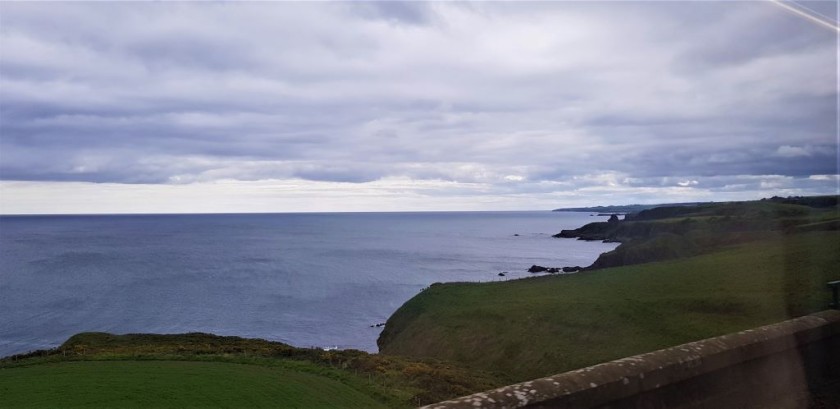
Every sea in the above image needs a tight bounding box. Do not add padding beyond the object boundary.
[0,211,618,357]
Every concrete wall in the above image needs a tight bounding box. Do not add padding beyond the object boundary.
[421,310,840,409]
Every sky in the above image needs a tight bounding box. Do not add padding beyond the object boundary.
[0,1,837,214]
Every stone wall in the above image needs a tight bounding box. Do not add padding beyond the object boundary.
[421,310,840,409]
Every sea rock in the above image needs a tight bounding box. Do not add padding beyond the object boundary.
[498,272,507,277]
[528,265,548,273]
[553,230,579,238]
[562,266,581,273]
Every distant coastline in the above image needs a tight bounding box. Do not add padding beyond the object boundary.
[552,202,708,214]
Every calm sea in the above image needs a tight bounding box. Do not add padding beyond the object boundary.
[0,211,617,357]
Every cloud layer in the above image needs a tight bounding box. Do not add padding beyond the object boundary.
[0,2,837,212]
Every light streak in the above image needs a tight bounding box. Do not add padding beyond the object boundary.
[787,0,837,22]
[769,0,840,33]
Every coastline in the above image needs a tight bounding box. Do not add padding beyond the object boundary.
[0,211,616,358]
[4,198,838,407]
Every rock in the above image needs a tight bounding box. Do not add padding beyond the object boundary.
[547,267,560,273]
[528,265,548,273]
[553,230,579,238]
[608,214,620,223]
[562,266,581,273]
[513,234,520,236]
[370,322,386,328]
[498,272,507,276]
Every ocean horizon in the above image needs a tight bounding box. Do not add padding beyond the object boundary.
[0,211,618,357]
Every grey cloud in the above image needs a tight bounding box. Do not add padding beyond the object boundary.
[293,166,383,184]
[674,2,835,72]
[0,1,836,201]
[351,2,434,25]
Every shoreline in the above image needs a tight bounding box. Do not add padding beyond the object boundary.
[0,211,615,359]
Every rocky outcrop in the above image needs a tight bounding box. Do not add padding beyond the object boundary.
[552,221,619,241]
[529,265,581,274]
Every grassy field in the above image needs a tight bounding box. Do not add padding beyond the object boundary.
[0,332,503,407]
[0,360,388,409]
[378,230,840,382]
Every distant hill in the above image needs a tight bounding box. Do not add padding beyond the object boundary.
[553,195,840,270]
[552,202,707,214]
[553,196,840,214]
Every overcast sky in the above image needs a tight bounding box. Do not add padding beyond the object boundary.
[0,1,837,214]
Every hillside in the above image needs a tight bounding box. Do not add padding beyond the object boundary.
[379,230,840,381]
[554,196,840,270]
[379,197,840,382]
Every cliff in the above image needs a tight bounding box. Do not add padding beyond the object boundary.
[554,198,840,270]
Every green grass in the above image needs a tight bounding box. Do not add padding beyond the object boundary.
[560,199,839,269]
[378,231,840,382]
[0,360,388,409]
[1,332,504,407]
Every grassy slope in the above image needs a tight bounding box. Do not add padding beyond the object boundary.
[0,332,503,408]
[559,200,839,270]
[378,230,840,382]
[0,360,388,409]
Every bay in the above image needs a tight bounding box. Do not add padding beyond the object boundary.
[0,211,617,357]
